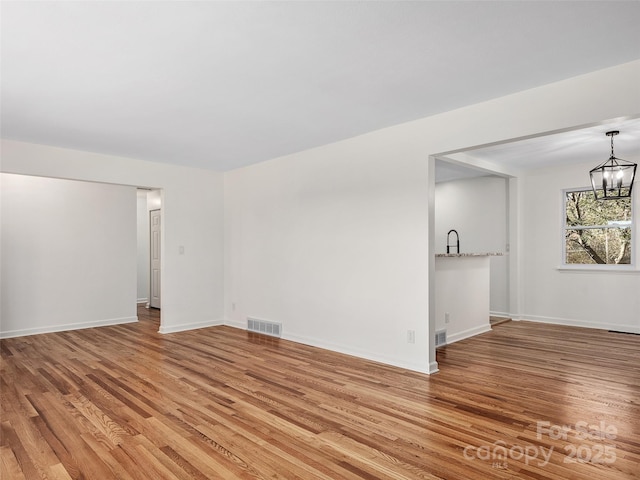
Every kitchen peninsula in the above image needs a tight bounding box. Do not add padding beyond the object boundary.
[435,252,504,345]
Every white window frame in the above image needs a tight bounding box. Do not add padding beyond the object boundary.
[560,187,637,272]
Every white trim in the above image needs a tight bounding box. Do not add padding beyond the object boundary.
[503,312,524,321]
[519,314,639,334]
[137,298,149,304]
[283,332,432,375]
[446,324,493,345]
[0,316,138,339]
[427,155,438,375]
[158,318,224,334]
[557,265,639,273]
[490,310,512,318]
[225,318,246,330]
[224,321,432,375]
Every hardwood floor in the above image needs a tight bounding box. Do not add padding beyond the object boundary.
[2,311,639,479]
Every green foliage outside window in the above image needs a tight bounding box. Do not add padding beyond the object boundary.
[565,189,632,265]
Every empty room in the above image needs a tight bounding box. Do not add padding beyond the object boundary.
[1,2,639,479]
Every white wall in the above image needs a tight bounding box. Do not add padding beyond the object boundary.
[519,160,640,333]
[224,140,431,372]
[0,142,225,334]
[435,176,509,314]
[225,61,640,374]
[1,174,137,336]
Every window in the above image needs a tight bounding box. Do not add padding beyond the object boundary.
[564,188,633,266]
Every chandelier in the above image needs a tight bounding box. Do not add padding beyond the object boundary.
[589,130,636,200]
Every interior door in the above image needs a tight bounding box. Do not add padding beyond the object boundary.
[149,209,161,309]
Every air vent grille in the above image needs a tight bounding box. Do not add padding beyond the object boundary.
[435,329,447,347]
[247,317,282,338]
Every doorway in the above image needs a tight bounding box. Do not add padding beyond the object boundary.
[136,188,162,315]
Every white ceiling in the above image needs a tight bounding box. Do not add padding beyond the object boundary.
[436,116,640,182]
[2,1,640,172]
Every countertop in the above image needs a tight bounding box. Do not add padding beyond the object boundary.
[435,252,504,257]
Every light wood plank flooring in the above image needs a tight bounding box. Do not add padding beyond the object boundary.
[1,308,639,479]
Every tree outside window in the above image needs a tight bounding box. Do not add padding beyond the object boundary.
[564,188,633,265]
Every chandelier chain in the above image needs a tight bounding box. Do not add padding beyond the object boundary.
[611,134,615,158]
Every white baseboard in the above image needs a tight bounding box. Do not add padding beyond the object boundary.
[225,319,246,330]
[137,298,148,304]
[0,316,138,339]
[490,310,512,318]
[519,314,640,334]
[224,319,433,375]
[281,332,433,375]
[446,324,493,345]
[159,318,224,334]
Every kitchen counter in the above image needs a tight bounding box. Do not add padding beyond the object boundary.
[434,254,501,345]
[435,252,504,257]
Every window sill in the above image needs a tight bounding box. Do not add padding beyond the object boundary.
[557,265,640,273]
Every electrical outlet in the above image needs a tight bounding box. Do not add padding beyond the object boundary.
[445,312,450,324]
[407,330,415,344]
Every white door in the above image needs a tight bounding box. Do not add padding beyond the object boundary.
[149,209,161,309]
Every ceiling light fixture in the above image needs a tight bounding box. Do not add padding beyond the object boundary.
[589,130,636,200]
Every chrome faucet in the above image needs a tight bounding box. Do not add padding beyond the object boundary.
[447,229,460,254]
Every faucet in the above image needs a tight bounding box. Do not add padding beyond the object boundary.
[447,229,460,254]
